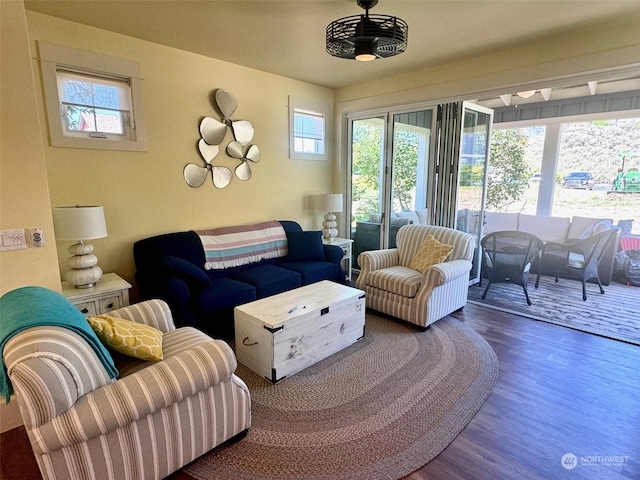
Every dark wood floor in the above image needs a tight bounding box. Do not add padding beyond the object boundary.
[2,303,638,480]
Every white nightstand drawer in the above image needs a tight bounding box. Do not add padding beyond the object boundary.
[99,295,123,313]
[75,301,98,316]
[62,273,132,317]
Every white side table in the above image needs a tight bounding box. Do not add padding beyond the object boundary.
[62,272,132,316]
[323,237,354,282]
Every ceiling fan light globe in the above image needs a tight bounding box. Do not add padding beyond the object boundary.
[355,53,376,62]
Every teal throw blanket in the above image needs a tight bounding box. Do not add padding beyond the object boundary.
[0,286,118,403]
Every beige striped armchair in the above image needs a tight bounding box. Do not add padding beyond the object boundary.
[3,299,251,480]
[356,225,474,329]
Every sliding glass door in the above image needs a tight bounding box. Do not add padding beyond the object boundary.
[456,102,493,283]
[350,116,386,268]
[349,109,435,269]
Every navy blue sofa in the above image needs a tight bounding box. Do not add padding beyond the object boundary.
[133,221,345,338]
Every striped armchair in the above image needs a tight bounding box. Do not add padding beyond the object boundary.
[356,225,474,329]
[3,299,251,480]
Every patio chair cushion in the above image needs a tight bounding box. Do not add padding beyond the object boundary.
[409,235,454,273]
[567,252,586,269]
[484,253,533,273]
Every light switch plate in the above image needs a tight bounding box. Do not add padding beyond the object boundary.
[0,229,27,251]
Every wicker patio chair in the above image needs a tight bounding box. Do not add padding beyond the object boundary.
[480,231,544,306]
[535,229,618,300]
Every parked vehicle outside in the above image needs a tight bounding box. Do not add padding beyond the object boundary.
[622,169,640,191]
[562,171,595,190]
[529,173,541,183]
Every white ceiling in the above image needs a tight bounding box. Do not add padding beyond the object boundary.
[24,0,640,91]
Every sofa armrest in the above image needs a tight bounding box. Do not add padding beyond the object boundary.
[322,244,343,264]
[159,255,212,289]
[31,338,237,454]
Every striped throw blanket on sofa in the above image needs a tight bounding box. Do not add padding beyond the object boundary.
[197,220,288,270]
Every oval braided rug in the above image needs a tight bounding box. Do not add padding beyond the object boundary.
[183,312,498,480]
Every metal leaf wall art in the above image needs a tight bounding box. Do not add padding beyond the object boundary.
[184,89,260,189]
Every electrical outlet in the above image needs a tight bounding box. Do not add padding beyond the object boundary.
[28,228,45,247]
[0,229,27,251]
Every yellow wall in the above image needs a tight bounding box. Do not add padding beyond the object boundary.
[0,0,62,434]
[0,2,61,295]
[25,12,335,297]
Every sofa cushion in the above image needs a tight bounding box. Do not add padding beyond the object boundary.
[196,278,256,312]
[483,212,519,235]
[286,231,325,262]
[617,219,634,237]
[229,264,301,298]
[88,315,164,361]
[279,261,340,285]
[567,216,613,240]
[518,214,570,243]
[396,210,420,225]
[390,216,411,226]
[416,208,428,225]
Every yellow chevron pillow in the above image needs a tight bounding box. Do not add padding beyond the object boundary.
[88,315,164,361]
[409,235,454,273]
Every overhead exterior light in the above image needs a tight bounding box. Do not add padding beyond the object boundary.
[499,94,512,106]
[516,90,537,99]
[326,0,408,62]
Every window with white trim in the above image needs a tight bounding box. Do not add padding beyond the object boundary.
[289,96,330,160]
[39,42,147,151]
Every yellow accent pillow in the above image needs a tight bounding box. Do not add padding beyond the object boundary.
[87,315,164,361]
[409,235,454,273]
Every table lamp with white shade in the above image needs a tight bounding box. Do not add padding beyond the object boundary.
[320,193,343,241]
[53,206,108,288]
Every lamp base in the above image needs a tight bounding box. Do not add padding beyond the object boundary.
[65,242,103,288]
[65,266,103,288]
[322,213,338,241]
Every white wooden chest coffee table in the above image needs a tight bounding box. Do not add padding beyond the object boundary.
[234,280,365,383]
